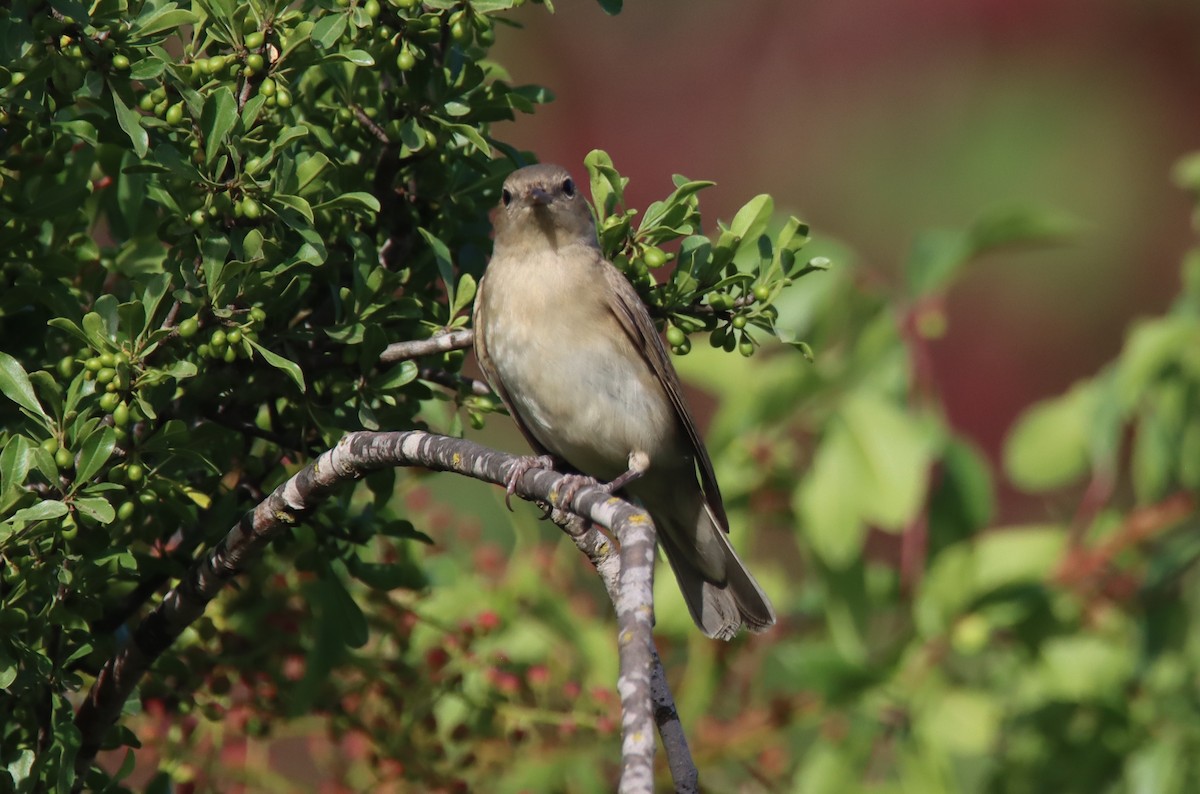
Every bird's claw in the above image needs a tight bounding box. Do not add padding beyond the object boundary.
[555,473,605,510]
[504,454,557,511]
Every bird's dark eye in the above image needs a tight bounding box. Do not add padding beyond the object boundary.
[561,178,575,197]
[501,188,512,207]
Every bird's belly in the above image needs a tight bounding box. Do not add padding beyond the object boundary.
[491,331,675,480]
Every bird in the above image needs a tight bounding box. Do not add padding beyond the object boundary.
[472,163,776,640]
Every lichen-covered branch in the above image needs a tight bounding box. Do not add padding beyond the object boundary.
[73,431,672,792]
[553,512,699,792]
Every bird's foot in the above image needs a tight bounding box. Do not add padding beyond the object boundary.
[554,473,604,510]
[504,454,558,511]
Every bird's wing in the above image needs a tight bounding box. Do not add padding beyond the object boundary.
[600,260,729,532]
[472,272,555,460]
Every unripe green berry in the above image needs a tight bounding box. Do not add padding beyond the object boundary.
[99,392,121,412]
[57,355,76,378]
[210,329,227,349]
[55,447,74,470]
[244,31,265,49]
[753,285,770,302]
[642,246,668,269]
[732,315,747,330]
[178,317,200,338]
[239,198,262,220]
[665,325,686,347]
[111,53,130,70]
[117,501,136,521]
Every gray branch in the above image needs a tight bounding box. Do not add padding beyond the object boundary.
[552,512,699,792]
[378,328,474,363]
[72,431,693,791]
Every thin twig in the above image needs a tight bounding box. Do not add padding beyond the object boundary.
[418,367,492,396]
[379,329,474,363]
[351,103,390,144]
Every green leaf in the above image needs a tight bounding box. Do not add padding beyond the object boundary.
[838,393,934,529]
[271,193,316,229]
[312,192,381,214]
[794,428,867,568]
[795,393,934,566]
[75,426,117,485]
[109,86,149,158]
[1004,381,1095,491]
[134,4,198,36]
[293,152,331,195]
[433,119,490,155]
[74,497,116,525]
[452,273,477,317]
[1,435,32,501]
[728,194,773,250]
[0,352,52,425]
[311,12,348,48]
[246,338,306,393]
[140,273,173,334]
[1114,316,1199,409]
[584,149,627,217]
[594,0,623,12]
[378,361,418,390]
[8,500,70,523]
[418,228,456,320]
[47,318,90,348]
[336,49,375,66]
[202,86,238,165]
[201,235,233,302]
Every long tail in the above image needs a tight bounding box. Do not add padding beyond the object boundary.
[653,500,776,641]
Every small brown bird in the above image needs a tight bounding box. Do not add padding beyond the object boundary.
[472,163,775,640]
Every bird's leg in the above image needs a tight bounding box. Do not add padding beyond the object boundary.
[504,454,558,510]
[603,450,650,493]
[556,451,651,510]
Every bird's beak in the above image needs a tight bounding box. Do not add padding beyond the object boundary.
[529,187,552,206]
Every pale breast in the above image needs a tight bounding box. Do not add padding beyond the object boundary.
[481,247,678,480]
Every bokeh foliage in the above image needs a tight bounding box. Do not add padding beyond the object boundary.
[2,0,1200,792]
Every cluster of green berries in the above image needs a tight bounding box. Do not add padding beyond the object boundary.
[185,306,267,363]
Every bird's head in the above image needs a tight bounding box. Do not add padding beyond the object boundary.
[493,164,599,253]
